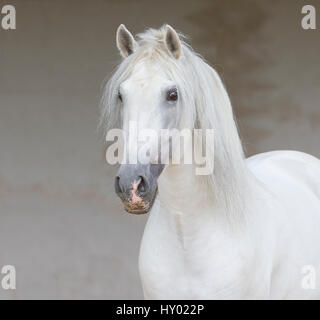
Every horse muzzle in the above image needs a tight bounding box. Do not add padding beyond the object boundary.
[115,164,164,214]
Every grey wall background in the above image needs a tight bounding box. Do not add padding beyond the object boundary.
[0,0,319,299]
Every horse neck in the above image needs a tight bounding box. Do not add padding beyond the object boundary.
[158,164,205,213]
[157,160,253,234]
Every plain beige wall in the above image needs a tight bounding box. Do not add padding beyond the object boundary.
[0,0,319,299]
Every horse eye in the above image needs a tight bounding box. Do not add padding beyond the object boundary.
[167,88,178,102]
[118,90,122,102]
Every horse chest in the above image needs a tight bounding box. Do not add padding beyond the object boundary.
[139,211,254,299]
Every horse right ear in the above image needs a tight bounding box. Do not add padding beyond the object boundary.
[116,24,138,58]
[164,25,182,59]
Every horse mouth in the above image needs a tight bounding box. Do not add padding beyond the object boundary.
[123,187,158,215]
[124,207,150,215]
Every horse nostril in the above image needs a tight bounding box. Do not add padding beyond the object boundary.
[137,176,147,194]
[115,176,122,193]
[115,174,149,197]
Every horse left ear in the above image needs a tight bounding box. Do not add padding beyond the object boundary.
[164,25,182,59]
[116,24,138,58]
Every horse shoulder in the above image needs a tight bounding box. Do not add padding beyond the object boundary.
[246,150,320,298]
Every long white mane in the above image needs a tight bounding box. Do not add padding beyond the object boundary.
[101,26,249,222]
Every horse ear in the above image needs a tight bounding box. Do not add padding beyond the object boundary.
[164,25,182,59]
[116,24,137,58]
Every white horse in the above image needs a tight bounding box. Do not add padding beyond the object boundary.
[101,24,320,299]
